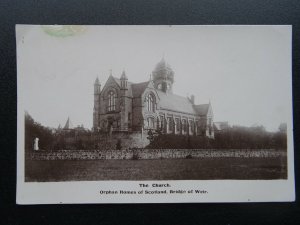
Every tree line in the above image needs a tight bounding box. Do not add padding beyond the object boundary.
[25,112,54,151]
[25,112,287,151]
[147,125,287,150]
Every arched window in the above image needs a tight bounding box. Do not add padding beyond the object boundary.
[167,117,173,133]
[108,91,116,111]
[182,119,187,133]
[189,120,193,134]
[147,117,155,128]
[175,118,180,133]
[146,93,155,112]
[159,115,164,129]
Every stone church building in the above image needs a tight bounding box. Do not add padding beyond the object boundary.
[93,58,214,139]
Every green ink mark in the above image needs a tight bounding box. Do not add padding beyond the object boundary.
[41,25,86,37]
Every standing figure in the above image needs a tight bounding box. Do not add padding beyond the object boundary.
[33,137,39,151]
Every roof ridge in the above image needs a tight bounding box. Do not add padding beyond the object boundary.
[156,90,190,99]
[131,80,150,85]
[195,103,209,106]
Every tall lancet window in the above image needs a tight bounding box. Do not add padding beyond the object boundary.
[108,91,116,111]
[146,93,155,112]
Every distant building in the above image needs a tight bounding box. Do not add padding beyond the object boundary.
[214,122,230,132]
[63,117,74,130]
[278,123,287,133]
[57,117,88,136]
[93,58,214,139]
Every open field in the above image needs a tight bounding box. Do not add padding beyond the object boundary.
[25,156,287,182]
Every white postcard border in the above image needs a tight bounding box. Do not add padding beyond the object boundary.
[16,25,295,204]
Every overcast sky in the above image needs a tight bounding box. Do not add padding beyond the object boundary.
[16,25,292,131]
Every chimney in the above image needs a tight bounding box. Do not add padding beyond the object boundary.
[190,95,195,104]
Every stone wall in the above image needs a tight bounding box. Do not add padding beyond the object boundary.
[28,149,287,160]
[61,131,149,150]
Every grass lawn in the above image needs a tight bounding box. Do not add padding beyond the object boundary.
[25,156,287,182]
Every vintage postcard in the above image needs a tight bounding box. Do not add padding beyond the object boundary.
[16,25,294,204]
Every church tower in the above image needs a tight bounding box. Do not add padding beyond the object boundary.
[120,70,129,131]
[152,58,174,93]
[93,77,101,131]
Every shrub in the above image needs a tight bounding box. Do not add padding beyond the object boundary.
[186,154,192,159]
[116,139,122,150]
[132,154,139,160]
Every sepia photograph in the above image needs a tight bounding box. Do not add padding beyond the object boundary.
[16,25,294,203]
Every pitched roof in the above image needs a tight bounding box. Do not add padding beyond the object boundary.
[214,121,229,131]
[112,76,121,86]
[131,81,150,98]
[157,90,197,115]
[112,76,133,96]
[64,117,73,130]
[112,76,133,87]
[194,104,210,116]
